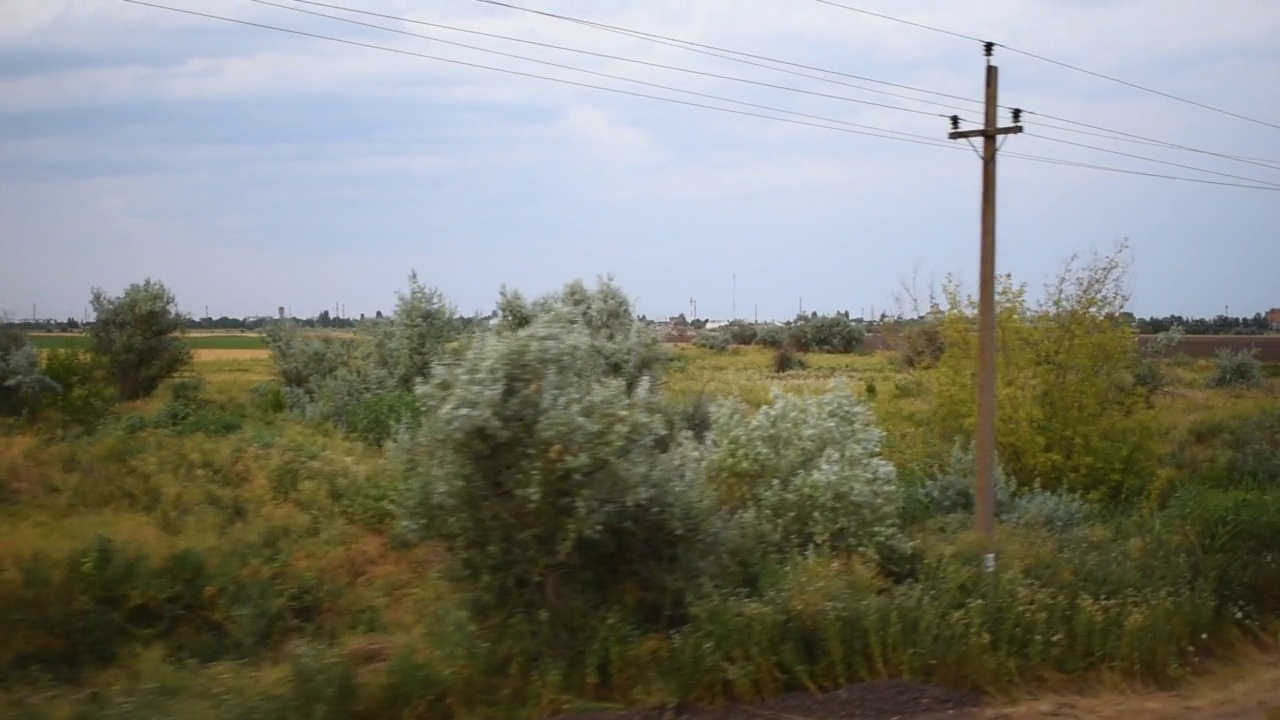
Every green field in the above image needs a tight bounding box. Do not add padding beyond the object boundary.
[28,332,267,350]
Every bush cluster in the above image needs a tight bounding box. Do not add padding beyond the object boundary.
[2,280,189,427]
[394,280,905,675]
[0,534,348,685]
[1206,347,1264,389]
[89,279,192,401]
[894,320,946,370]
[263,271,460,445]
[748,315,866,354]
[693,330,730,352]
[926,245,1161,502]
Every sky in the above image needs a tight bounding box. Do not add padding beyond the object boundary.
[1,0,1278,323]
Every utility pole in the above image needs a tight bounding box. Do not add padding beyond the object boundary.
[948,42,1022,572]
[754,304,758,324]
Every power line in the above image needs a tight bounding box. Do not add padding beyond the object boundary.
[119,0,962,150]
[254,0,952,120]
[245,0,976,145]
[1002,152,1280,190]
[1023,132,1280,188]
[473,0,1280,172]
[285,0,978,115]
[811,0,983,43]
[117,1,1280,193]
[1027,117,1280,170]
[471,0,983,109]
[808,0,1280,132]
[1000,46,1280,132]
[1027,112,1280,171]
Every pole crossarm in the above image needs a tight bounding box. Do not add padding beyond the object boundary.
[949,126,1022,140]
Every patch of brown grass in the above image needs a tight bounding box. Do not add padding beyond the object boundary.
[0,435,49,502]
[192,348,270,361]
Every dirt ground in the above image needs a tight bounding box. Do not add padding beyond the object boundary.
[555,657,1280,720]
[981,659,1280,720]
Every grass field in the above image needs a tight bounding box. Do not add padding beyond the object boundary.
[2,341,1278,719]
[28,332,269,351]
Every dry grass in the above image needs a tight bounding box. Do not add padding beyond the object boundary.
[983,652,1280,719]
[192,348,270,361]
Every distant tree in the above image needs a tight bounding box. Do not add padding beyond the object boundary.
[88,279,192,401]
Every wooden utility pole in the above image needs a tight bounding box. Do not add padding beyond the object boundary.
[948,42,1022,571]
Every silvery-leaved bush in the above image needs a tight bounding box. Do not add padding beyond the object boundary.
[1005,486,1092,532]
[693,330,730,353]
[917,440,1016,518]
[917,440,1092,531]
[705,380,905,557]
[263,272,460,441]
[397,288,710,628]
[0,329,60,418]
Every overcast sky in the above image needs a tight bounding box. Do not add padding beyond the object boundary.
[2,0,1278,322]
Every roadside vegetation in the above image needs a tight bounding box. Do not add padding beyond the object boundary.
[1,248,1278,719]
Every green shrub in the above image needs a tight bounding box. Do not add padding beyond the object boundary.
[592,529,1213,702]
[151,377,246,436]
[1133,326,1183,401]
[398,301,711,652]
[1170,408,1280,492]
[41,347,115,429]
[1160,488,1280,621]
[753,324,786,349]
[346,390,420,447]
[693,330,730,352]
[263,272,460,443]
[89,279,192,401]
[249,381,286,415]
[723,321,758,346]
[896,321,946,369]
[0,535,345,683]
[772,345,805,374]
[1206,347,1263,389]
[928,243,1161,502]
[802,315,867,353]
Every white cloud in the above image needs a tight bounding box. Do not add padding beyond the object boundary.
[555,104,664,162]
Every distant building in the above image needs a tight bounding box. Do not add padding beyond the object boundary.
[923,303,944,323]
[1267,308,1280,331]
